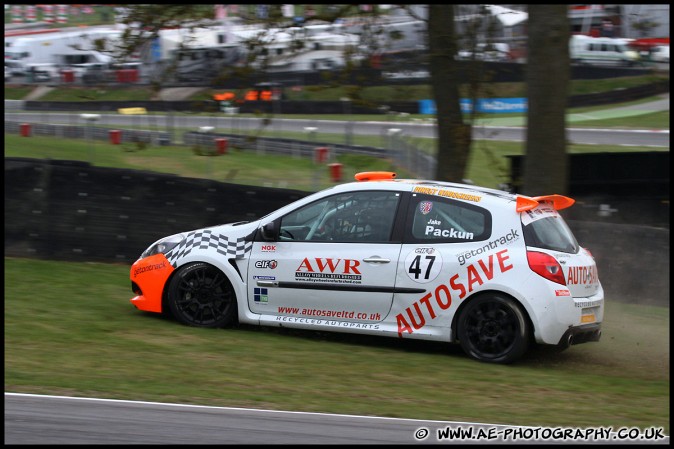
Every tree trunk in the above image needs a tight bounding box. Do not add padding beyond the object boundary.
[428,5,471,183]
[523,5,571,195]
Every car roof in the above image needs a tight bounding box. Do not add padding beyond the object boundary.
[333,176,517,203]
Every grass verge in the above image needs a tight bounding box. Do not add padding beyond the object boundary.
[4,257,669,432]
[4,127,666,191]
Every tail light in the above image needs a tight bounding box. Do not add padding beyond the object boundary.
[527,251,566,285]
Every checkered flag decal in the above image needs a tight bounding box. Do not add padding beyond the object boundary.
[165,229,252,266]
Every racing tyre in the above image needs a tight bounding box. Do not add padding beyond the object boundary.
[457,294,529,364]
[167,262,237,328]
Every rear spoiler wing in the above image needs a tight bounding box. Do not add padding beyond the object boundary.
[516,194,575,212]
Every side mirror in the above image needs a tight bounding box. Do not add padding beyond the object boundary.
[260,221,278,242]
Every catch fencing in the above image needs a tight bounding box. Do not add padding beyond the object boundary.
[5,118,437,179]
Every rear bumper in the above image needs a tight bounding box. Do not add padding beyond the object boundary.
[556,323,602,349]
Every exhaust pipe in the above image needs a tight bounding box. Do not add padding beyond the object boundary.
[558,332,573,350]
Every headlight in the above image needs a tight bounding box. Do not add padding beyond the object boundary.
[140,234,185,259]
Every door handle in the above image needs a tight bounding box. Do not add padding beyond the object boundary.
[363,257,391,264]
[256,280,279,287]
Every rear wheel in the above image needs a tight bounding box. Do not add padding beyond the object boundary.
[167,262,237,328]
[457,294,529,364]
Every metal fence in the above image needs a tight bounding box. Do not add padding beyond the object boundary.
[5,117,436,179]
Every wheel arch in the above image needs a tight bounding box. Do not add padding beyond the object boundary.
[450,289,535,343]
[161,258,241,319]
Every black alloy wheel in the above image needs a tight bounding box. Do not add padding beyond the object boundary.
[457,294,529,364]
[167,262,237,328]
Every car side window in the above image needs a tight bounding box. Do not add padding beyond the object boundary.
[407,194,491,243]
[279,191,400,243]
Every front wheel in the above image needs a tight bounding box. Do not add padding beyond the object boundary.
[167,262,237,328]
[457,294,529,364]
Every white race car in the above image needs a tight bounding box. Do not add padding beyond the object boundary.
[130,172,603,363]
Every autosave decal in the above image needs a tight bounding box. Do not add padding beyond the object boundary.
[397,249,514,337]
[566,265,599,285]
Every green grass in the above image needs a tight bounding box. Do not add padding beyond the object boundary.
[4,257,669,432]
[36,86,161,102]
[571,110,669,129]
[3,133,405,191]
[5,116,666,191]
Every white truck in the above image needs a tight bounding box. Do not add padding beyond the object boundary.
[4,28,119,69]
[569,35,641,66]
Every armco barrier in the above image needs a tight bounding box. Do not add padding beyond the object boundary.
[5,157,307,264]
[181,131,387,160]
[5,121,170,145]
[3,157,669,306]
[568,220,669,306]
[507,152,670,228]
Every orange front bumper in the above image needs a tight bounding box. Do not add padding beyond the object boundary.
[129,254,175,313]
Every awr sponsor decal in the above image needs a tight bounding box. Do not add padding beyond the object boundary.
[295,257,362,284]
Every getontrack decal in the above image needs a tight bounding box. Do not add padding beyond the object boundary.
[133,260,168,277]
[456,229,519,265]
